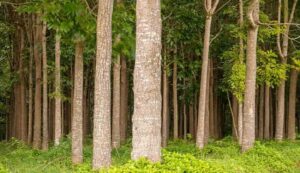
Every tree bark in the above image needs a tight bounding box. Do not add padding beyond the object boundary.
[162,59,169,147]
[242,0,259,152]
[196,0,219,149]
[112,56,121,148]
[42,22,48,150]
[287,69,298,140]
[120,56,128,143]
[33,14,43,149]
[173,62,178,139]
[258,86,264,139]
[264,84,270,139]
[54,34,62,146]
[72,41,84,164]
[92,0,113,169]
[132,0,162,162]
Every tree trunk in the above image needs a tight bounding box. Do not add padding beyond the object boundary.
[54,34,62,146]
[132,0,162,162]
[264,84,270,139]
[173,62,178,139]
[238,103,243,144]
[92,0,113,169]
[189,104,194,138]
[27,32,33,144]
[72,41,84,164]
[258,85,264,139]
[33,14,43,149]
[162,59,169,147]
[232,96,238,138]
[287,69,298,140]
[242,0,259,152]
[204,60,210,144]
[112,56,121,148]
[120,56,128,143]
[275,0,298,141]
[42,22,48,150]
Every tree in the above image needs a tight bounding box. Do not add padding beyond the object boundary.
[242,0,259,152]
[42,21,48,150]
[54,33,62,146]
[72,40,84,164]
[131,0,162,162]
[33,14,43,149]
[92,0,114,169]
[196,0,219,149]
[275,0,298,141]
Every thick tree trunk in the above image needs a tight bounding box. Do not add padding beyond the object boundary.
[287,69,298,140]
[120,56,128,143]
[264,84,270,139]
[276,72,286,140]
[92,0,113,169]
[162,60,169,147]
[258,86,264,139]
[112,56,121,148]
[42,22,48,150]
[132,0,162,162]
[33,14,43,149]
[54,34,62,146]
[173,62,178,139]
[72,41,84,164]
[242,0,259,152]
[197,14,212,149]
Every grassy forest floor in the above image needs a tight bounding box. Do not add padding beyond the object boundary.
[0,137,300,173]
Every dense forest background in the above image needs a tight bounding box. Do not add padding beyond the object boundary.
[0,0,300,172]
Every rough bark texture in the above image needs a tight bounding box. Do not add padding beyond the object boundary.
[42,22,48,150]
[92,0,113,169]
[173,62,178,139]
[33,14,43,149]
[287,69,298,140]
[112,56,121,148]
[132,0,162,162]
[264,84,270,139]
[54,34,62,146]
[242,0,259,152]
[27,26,34,144]
[162,60,169,147]
[72,41,84,164]
[196,0,216,148]
[258,86,264,139]
[120,56,128,143]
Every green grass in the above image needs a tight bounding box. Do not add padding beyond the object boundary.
[1,137,300,172]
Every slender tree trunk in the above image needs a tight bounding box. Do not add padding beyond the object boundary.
[42,22,48,150]
[264,84,270,139]
[120,56,128,143]
[275,0,298,141]
[132,0,162,162]
[209,60,214,138]
[189,104,194,138]
[92,0,113,169]
[258,86,264,139]
[19,28,27,142]
[54,34,62,146]
[232,96,238,138]
[238,103,243,144]
[162,59,169,147]
[33,14,43,149]
[242,0,259,152]
[112,56,121,148]
[204,61,210,144]
[72,41,84,164]
[197,0,219,148]
[27,33,33,144]
[173,62,178,139]
[287,69,298,140]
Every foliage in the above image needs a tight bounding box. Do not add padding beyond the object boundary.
[257,50,286,87]
[1,138,300,173]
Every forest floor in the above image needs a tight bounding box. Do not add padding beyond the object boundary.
[0,137,300,173]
